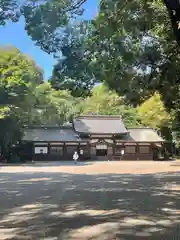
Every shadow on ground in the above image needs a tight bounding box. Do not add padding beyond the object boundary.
[0,171,180,240]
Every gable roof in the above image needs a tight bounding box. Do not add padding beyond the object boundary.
[127,128,164,142]
[22,127,82,142]
[22,126,165,143]
[73,115,127,134]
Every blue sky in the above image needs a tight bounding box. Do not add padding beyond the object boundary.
[0,0,98,80]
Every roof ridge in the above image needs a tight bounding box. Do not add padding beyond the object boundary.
[127,127,153,130]
[75,115,122,120]
[23,126,73,129]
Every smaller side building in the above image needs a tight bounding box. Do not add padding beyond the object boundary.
[20,115,165,161]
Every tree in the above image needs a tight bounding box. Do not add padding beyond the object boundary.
[0,46,43,85]
[0,46,43,154]
[0,0,90,53]
[0,46,80,156]
[29,82,77,125]
[89,1,180,106]
[164,0,180,45]
[2,0,180,53]
[169,85,180,147]
[138,92,170,129]
[80,84,142,127]
[87,0,180,146]
[50,22,95,97]
[88,1,180,147]
[22,0,89,53]
[0,46,43,124]
[0,0,20,25]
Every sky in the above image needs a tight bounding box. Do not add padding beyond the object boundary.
[0,0,98,80]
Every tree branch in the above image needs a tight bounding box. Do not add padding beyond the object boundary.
[67,0,87,13]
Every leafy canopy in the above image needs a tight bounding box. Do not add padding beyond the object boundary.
[80,84,142,127]
[0,46,43,117]
[138,92,170,129]
[89,0,180,107]
[50,22,95,97]
[0,46,43,151]
[30,82,77,125]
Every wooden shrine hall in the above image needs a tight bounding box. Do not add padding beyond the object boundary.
[20,115,165,161]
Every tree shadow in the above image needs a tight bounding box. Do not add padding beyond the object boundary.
[0,171,180,239]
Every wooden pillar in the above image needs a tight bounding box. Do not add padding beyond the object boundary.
[135,143,139,160]
[78,143,80,153]
[150,143,153,153]
[151,143,155,160]
[89,135,92,159]
[136,143,139,161]
[88,142,90,159]
[63,143,66,159]
[113,137,115,156]
[136,143,139,153]
[48,143,50,154]
[32,143,35,161]
[48,143,50,160]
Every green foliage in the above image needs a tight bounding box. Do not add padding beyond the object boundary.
[89,0,179,107]
[80,85,142,127]
[169,86,180,147]
[87,0,180,145]
[163,0,180,45]
[22,0,88,53]
[0,1,89,53]
[0,46,43,152]
[0,115,23,154]
[138,92,170,129]
[0,46,43,85]
[0,0,20,25]
[0,46,43,125]
[29,82,78,125]
[1,0,180,147]
[50,22,95,97]
[0,43,174,151]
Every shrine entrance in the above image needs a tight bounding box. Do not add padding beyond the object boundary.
[95,142,109,160]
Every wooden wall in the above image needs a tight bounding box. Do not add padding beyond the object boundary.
[20,141,160,161]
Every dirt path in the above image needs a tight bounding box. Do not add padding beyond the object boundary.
[0,160,180,174]
[0,162,180,239]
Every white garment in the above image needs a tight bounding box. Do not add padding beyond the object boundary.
[73,153,79,161]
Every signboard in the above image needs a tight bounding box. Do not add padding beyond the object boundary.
[96,144,107,150]
[34,147,48,154]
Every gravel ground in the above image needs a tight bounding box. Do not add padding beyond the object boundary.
[0,161,180,240]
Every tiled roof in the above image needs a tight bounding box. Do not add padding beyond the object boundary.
[127,128,164,142]
[73,115,127,134]
[22,128,82,142]
[22,126,164,143]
